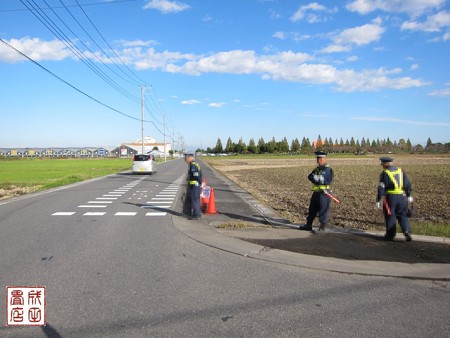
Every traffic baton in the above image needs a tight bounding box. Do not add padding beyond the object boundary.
[384,198,392,216]
[324,191,340,204]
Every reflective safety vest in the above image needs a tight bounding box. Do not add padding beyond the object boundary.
[384,168,404,194]
[312,184,330,192]
[312,167,331,192]
[188,161,201,185]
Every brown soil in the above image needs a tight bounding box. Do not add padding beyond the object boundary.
[208,156,450,230]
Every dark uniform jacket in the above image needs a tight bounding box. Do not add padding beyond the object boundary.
[188,161,202,186]
[377,166,411,201]
[308,165,333,191]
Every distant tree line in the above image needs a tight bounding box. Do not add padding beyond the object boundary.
[200,136,450,155]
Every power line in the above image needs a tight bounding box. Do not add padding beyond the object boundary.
[73,0,149,86]
[0,37,155,125]
[0,0,138,12]
[61,0,141,88]
[3,1,179,141]
[21,0,139,103]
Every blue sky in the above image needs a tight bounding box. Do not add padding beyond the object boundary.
[1,0,449,150]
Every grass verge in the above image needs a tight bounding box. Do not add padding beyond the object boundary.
[0,157,132,199]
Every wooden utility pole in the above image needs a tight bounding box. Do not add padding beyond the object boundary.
[140,85,145,155]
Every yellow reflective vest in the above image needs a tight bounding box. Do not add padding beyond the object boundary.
[384,168,404,194]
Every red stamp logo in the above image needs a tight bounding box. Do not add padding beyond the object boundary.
[6,286,46,326]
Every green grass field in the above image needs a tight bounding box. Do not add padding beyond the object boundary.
[0,158,132,196]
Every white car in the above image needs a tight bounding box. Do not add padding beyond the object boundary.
[132,154,157,174]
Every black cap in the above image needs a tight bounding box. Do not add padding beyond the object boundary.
[379,157,393,163]
[314,151,327,158]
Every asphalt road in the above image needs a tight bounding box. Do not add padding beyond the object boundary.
[1,159,449,337]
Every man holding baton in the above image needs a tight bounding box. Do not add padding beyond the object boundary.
[299,151,335,231]
[376,157,413,242]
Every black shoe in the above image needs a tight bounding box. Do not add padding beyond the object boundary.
[404,233,412,242]
[298,225,313,231]
[383,235,394,242]
[318,224,327,231]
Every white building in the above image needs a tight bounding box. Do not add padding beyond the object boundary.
[116,137,172,157]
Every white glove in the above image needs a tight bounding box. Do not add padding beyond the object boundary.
[408,196,413,203]
[376,202,381,209]
[313,174,319,182]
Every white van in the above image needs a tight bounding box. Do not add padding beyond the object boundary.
[132,154,157,174]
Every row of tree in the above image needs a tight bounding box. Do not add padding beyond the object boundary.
[202,136,450,155]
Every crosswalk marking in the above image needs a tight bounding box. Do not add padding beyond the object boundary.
[51,181,180,217]
[115,212,137,216]
[52,212,76,216]
[146,212,167,216]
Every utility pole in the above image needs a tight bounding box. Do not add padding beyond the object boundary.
[140,85,145,155]
[163,114,167,162]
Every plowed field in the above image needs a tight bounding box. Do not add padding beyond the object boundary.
[206,156,450,231]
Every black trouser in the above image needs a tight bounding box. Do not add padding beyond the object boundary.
[384,194,411,238]
[187,184,201,218]
[306,191,330,226]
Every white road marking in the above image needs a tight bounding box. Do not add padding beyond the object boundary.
[88,201,113,204]
[96,197,117,200]
[146,212,167,216]
[103,195,121,197]
[78,205,107,208]
[147,201,172,204]
[142,205,171,209]
[115,212,137,216]
[152,197,174,200]
[83,212,106,216]
[52,212,76,216]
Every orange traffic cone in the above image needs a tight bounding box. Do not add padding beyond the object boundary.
[205,188,218,214]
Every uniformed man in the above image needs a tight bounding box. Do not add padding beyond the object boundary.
[185,153,202,219]
[376,157,413,242]
[299,151,334,231]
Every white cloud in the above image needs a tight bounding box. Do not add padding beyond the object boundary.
[118,47,427,92]
[0,37,71,63]
[273,31,313,42]
[290,3,337,23]
[352,116,449,126]
[209,102,226,108]
[321,19,385,53]
[273,31,287,40]
[181,99,201,105]
[118,39,158,48]
[335,21,385,46]
[401,10,450,32]
[125,47,196,70]
[347,55,359,62]
[143,0,190,14]
[321,44,352,53]
[428,86,450,96]
[346,0,445,17]
[410,63,419,70]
